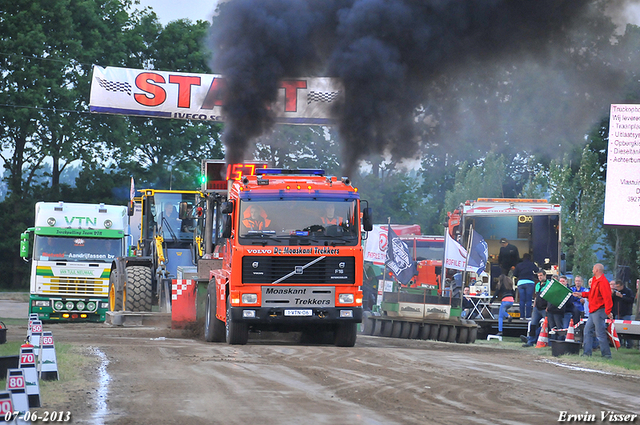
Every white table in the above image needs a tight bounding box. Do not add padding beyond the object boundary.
[466,295,495,320]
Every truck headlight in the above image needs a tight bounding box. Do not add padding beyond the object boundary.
[65,301,75,310]
[242,293,258,304]
[33,300,50,307]
[87,301,97,311]
[76,301,86,310]
[54,301,64,310]
[338,294,354,304]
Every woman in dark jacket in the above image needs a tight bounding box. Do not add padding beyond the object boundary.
[512,253,537,320]
[493,274,515,336]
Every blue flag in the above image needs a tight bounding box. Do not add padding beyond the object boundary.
[467,230,488,275]
[385,227,417,284]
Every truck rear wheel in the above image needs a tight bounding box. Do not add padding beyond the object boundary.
[204,282,225,342]
[124,266,153,312]
[226,295,249,345]
[108,269,123,312]
[334,323,357,347]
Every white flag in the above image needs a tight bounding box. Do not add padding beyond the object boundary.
[130,177,135,201]
[363,225,387,265]
[444,232,467,271]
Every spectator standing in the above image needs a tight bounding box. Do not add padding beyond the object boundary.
[513,253,537,320]
[611,280,634,348]
[570,275,587,324]
[498,238,520,276]
[492,274,515,336]
[523,270,549,347]
[573,263,613,359]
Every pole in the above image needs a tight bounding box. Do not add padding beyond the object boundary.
[441,227,448,294]
[462,224,474,294]
[382,217,391,307]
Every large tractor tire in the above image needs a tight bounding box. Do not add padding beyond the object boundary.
[124,266,153,312]
[334,323,357,347]
[204,282,225,342]
[108,268,123,312]
[226,295,249,345]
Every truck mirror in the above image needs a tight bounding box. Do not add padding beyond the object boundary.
[222,215,232,238]
[362,207,373,231]
[178,201,190,219]
[19,233,30,258]
[127,201,135,217]
[221,201,234,214]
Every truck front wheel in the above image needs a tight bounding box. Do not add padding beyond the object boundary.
[225,295,249,345]
[124,266,153,312]
[334,322,357,347]
[204,283,225,342]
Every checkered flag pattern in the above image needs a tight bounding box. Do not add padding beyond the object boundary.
[307,90,341,104]
[96,77,132,95]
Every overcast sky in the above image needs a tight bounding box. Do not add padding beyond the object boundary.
[135,0,218,26]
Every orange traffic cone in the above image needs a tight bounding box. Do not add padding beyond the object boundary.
[536,317,549,348]
[565,319,575,342]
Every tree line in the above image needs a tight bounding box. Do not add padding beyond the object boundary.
[1,0,639,289]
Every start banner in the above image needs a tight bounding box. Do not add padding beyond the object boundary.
[89,65,342,124]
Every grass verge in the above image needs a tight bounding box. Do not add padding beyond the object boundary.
[0,339,98,408]
[477,336,640,374]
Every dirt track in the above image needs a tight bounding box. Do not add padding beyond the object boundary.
[7,322,638,425]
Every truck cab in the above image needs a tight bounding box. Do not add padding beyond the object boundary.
[204,169,373,346]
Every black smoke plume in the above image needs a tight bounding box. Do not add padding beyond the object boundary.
[210,0,636,174]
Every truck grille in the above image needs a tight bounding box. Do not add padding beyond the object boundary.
[242,256,355,284]
[44,278,108,296]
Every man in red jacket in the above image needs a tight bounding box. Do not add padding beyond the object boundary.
[573,263,613,359]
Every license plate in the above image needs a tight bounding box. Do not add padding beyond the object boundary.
[284,309,313,317]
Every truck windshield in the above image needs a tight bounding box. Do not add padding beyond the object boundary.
[402,239,444,262]
[238,199,359,245]
[34,236,122,262]
[150,193,198,242]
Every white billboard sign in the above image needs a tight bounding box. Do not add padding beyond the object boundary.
[89,65,342,124]
[604,104,640,226]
